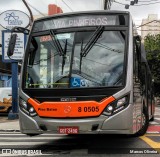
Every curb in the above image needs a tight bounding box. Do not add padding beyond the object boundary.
[0,130,20,132]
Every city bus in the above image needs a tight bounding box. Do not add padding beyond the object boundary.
[8,11,155,136]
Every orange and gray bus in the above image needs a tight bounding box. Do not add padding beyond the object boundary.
[8,11,155,136]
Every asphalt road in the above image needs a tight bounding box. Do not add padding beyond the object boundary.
[0,133,160,157]
[0,106,160,156]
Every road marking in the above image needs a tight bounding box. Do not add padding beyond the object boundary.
[0,133,65,136]
[147,126,160,133]
[145,133,160,136]
[0,142,48,145]
[149,122,159,125]
[0,136,68,140]
[140,136,160,153]
[70,149,88,155]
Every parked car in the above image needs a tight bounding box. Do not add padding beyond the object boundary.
[0,88,12,113]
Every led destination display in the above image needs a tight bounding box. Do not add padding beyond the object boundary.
[33,14,127,32]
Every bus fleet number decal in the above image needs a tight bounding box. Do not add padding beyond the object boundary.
[78,106,99,112]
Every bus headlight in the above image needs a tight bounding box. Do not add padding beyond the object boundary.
[21,100,27,110]
[103,95,129,116]
[19,98,37,117]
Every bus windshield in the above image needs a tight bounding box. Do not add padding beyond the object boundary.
[25,28,126,89]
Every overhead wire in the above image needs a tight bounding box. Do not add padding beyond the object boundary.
[135,1,160,6]
[26,1,46,16]
[125,0,160,2]
[114,0,160,6]
[61,0,74,11]
[136,20,160,28]
[138,29,160,31]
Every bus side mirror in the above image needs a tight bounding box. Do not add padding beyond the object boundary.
[7,34,17,56]
[29,48,36,66]
[134,35,142,62]
[28,37,38,66]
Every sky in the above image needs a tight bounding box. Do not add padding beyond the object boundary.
[0,0,160,27]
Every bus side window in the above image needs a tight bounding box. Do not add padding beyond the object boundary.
[134,36,141,83]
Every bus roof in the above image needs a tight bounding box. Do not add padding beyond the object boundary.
[34,10,130,22]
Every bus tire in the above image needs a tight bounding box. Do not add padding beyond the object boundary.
[150,116,154,121]
[134,106,149,137]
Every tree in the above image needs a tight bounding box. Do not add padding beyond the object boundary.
[144,34,160,96]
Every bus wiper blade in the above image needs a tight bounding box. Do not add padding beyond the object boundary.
[79,40,83,73]
[50,30,67,75]
[50,29,63,56]
[79,26,104,73]
[81,26,104,57]
[61,39,67,75]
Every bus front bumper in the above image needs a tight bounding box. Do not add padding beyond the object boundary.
[19,104,133,135]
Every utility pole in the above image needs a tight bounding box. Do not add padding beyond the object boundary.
[104,0,113,10]
[8,0,33,120]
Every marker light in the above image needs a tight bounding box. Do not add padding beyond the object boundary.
[21,100,27,109]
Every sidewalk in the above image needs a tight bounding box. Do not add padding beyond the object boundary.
[0,117,20,132]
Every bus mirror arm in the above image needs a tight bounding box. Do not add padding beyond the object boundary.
[11,26,30,35]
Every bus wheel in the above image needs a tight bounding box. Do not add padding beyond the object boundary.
[134,107,149,137]
[150,116,154,121]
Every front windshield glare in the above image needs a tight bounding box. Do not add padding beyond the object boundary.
[25,30,125,89]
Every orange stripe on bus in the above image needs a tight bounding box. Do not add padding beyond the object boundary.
[28,96,115,118]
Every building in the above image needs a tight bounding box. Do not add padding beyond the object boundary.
[141,14,160,42]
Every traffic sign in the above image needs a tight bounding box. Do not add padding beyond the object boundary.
[2,30,26,62]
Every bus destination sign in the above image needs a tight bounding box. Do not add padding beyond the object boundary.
[33,15,127,32]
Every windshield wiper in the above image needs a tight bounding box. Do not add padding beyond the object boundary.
[61,39,67,75]
[50,29,63,56]
[50,30,68,75]
[79,26,104,73]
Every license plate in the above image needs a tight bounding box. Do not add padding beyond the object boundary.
[58,126,79,134]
